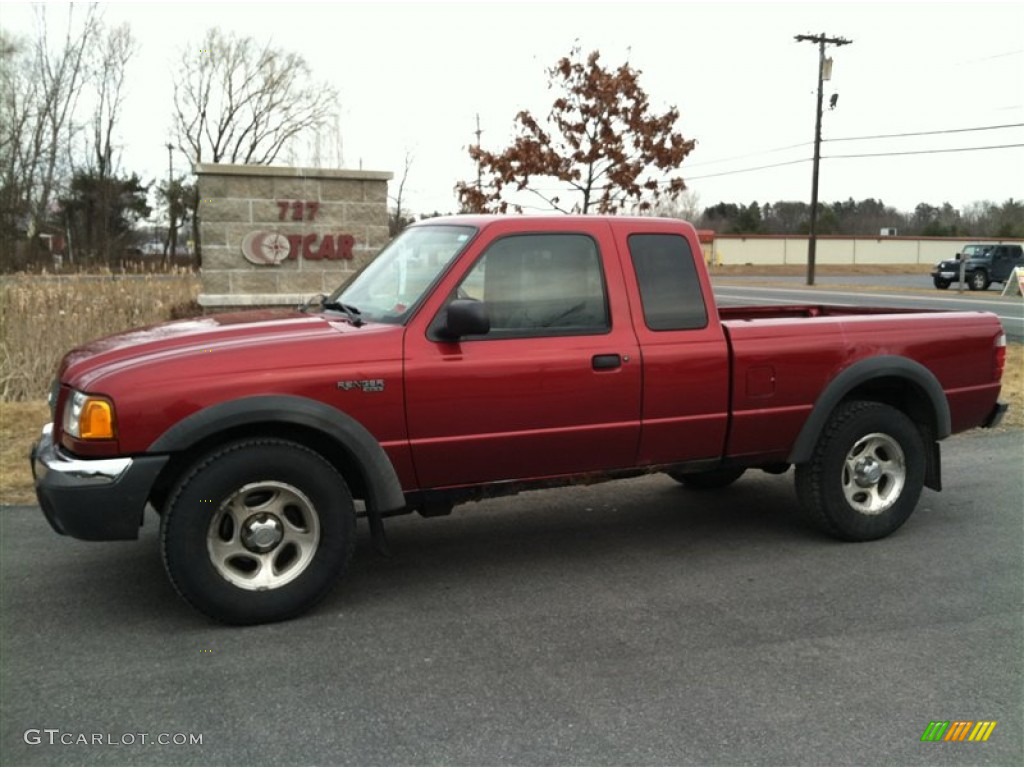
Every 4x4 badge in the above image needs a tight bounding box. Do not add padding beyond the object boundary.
[337,379,385,393]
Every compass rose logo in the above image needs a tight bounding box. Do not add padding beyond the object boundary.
[241,231,292,265]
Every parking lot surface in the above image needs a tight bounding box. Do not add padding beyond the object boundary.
[1,429,1021,766]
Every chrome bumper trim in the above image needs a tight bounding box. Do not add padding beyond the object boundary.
[33,423,133,486]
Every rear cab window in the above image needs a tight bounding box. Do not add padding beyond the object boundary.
[627,233,708,330]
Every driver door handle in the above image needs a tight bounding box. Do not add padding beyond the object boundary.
[592,354,622,370]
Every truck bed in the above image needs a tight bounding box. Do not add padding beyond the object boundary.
[719,306,1003,461]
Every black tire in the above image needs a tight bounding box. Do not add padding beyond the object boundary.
[932,278,950,290]
[968,270,989,291]
[161,438,355,625]
[795,401,925,541]
[667,467,746,489]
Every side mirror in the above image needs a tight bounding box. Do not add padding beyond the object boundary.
[954,253,961,260]
[438,299,490,340]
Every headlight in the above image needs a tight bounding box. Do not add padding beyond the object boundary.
[63,390,116,440]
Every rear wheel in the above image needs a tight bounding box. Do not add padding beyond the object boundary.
[668,467,746,489]
[968,270,990,291]
[161,438,355,624]
[795,401,925,541]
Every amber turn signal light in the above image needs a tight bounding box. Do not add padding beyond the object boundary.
[64,391,116,440]
[80,399,115,439]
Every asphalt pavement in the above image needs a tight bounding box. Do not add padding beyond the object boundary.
[1,429,1021,766]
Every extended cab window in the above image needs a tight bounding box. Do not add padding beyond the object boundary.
[454,233,609,338]
[628,233,708,331]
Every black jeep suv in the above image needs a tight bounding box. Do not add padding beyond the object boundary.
[931,243,1024,291]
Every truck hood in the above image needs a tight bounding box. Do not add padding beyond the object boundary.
[60,309,401,391]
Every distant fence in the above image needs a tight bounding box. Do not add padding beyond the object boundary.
[709,235,1024,266]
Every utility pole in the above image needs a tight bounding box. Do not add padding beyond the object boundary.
[166,143,176,264]
[474,113,483,191]
[795,32,852,285]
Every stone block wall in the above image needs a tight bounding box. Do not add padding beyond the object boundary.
[195,163,392,310]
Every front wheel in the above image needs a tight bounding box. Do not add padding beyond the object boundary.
[161,438,355,624]
[933,278,950,290]
[795,401,925,541]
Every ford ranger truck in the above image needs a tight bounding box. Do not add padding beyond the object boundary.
[31,216,1008,624]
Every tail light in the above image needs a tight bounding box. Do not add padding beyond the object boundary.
[994,333,1006,382]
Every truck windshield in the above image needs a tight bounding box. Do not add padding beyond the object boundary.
[329,225,477,324]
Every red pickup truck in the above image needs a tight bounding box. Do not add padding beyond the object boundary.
[31,216,1008,624]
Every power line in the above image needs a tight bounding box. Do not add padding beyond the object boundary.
[531,157,812,190]
[827,122,1024,143]
[824,143,1024,159]
[685,123,1023,170]
[684,141,812,169]
[955,48,1024,65]
[686,142,1022,179]
[514,141,1022,192]
[684,157,811,180]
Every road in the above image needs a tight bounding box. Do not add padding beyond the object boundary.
[1,429,1021,766]
[712,276,1024,341]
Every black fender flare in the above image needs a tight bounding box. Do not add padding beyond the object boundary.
[148,395,406,514]
[787,356,951,465]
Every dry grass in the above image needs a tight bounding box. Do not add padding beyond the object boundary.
[1002,343,1024,429]
[0,271,199,401]
[1,400,49,504]
[0,270,197,503]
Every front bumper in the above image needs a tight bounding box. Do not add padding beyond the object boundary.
[30,423,168,541]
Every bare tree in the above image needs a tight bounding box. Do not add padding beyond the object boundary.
[298,112,344,169]
[173,28,338,166]
[172,28,339,265]
[388,151,414,236]
[87,23,134,181]
[647,189,702,221]
[0,29,33,260]
[68,21,137,262]
[0,5,100,265]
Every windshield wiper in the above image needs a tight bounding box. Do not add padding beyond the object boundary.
[321,300,364,327]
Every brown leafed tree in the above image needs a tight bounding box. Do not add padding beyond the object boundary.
[456,46,696,215]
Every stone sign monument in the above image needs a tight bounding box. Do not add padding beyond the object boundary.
[195,163,392,311]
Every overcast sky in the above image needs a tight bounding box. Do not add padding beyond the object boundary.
[4,1,1023,218]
